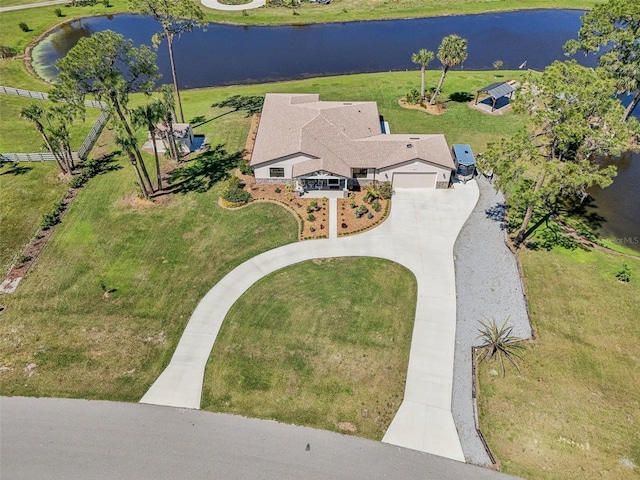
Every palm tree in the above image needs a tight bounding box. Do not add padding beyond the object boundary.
[116,133,150,199]
[20,103,68,174]
[411,48,435,102]
[158,85,179,163]
[130,0,206,123]
[132,100,164,190]
[430,34,468,105]
[47,103,78,172]
[476,317,525,377]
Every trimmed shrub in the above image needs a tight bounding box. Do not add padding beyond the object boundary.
[376,181,393,200]
[616,262,632,283]
[19,22,29,32]
[372,200,382,212]
[54,7,63,16]
[237,159,253,175]
[0,45,17,58]
[40,201,65,230]
[405,88,421,105]
[221,176,250,206]
[307,213,316,222]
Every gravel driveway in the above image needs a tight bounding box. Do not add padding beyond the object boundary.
[452,175,532,466]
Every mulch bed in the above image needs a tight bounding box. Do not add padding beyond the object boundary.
[398,98,447,115]
[235,173,390,240]
[337,191,389,236]
[240,174,329,239]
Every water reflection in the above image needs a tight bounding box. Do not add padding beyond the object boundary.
[590,150,640,251]
[50,19,93,56]
[32,10,599,89]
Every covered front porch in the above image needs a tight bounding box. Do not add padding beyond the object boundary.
[295,171,349,196]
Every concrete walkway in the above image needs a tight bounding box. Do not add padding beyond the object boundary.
[329,197,337,238]
[200,0,265,11]
[141,184,479,461]
[0,0,68,12]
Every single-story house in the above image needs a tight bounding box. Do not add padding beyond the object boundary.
[148,123,195,154]
[250,94,455,191]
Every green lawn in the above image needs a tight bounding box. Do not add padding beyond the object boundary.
[478,247,640,480]
[202,257,417,440]
[0,69,526,402]
[1,65,638,480]
[0,1,129,54]
[0,144,298,400]
[0,94,102,152]
[0,162,67,272]
[179,70,529,154]
[202,0,599,26]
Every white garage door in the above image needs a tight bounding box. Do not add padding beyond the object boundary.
[392,172,437,188]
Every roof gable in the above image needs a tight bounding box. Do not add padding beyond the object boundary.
[251,94,455,173]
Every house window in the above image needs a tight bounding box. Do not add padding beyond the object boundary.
[270,167,285,178]
[352,168,368,179]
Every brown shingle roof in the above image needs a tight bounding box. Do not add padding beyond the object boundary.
[250,93,454,174]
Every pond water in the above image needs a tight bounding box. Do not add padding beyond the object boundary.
[588,99,640,252]
[30,10,638,250]
[32,9,598,88]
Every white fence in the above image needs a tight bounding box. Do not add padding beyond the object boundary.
[0,152,80,162]
[0,85,108,109]
[77,110,110,160]
[1,86,110,162]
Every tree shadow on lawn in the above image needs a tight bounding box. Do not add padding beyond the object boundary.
[448,91,475,103]
[0,162,32,176]
[167,144,242,194]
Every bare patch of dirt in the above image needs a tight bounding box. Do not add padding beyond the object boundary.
[398,98,447,115]
[118,192,159,210]
[337,422,357,433]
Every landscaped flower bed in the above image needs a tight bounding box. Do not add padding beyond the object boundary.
[337,190,390,236]
[232,172,391,239]
[239,173,329,240]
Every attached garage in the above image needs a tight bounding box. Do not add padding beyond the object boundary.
[392,172,437,188]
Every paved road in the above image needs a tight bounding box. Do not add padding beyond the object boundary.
[141,186,479,461]
[0,0,68,12]
[0,396,522,480]
[200,0,265,11]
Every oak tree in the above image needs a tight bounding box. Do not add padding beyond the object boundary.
[564,0,640,121]
[480,61,635,246]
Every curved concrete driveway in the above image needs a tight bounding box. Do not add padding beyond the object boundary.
[201,0,265,10]
[142,184,479,461]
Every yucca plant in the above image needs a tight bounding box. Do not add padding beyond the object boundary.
[476,317,525,377]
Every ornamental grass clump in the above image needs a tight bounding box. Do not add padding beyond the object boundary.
[477,317,525,377]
